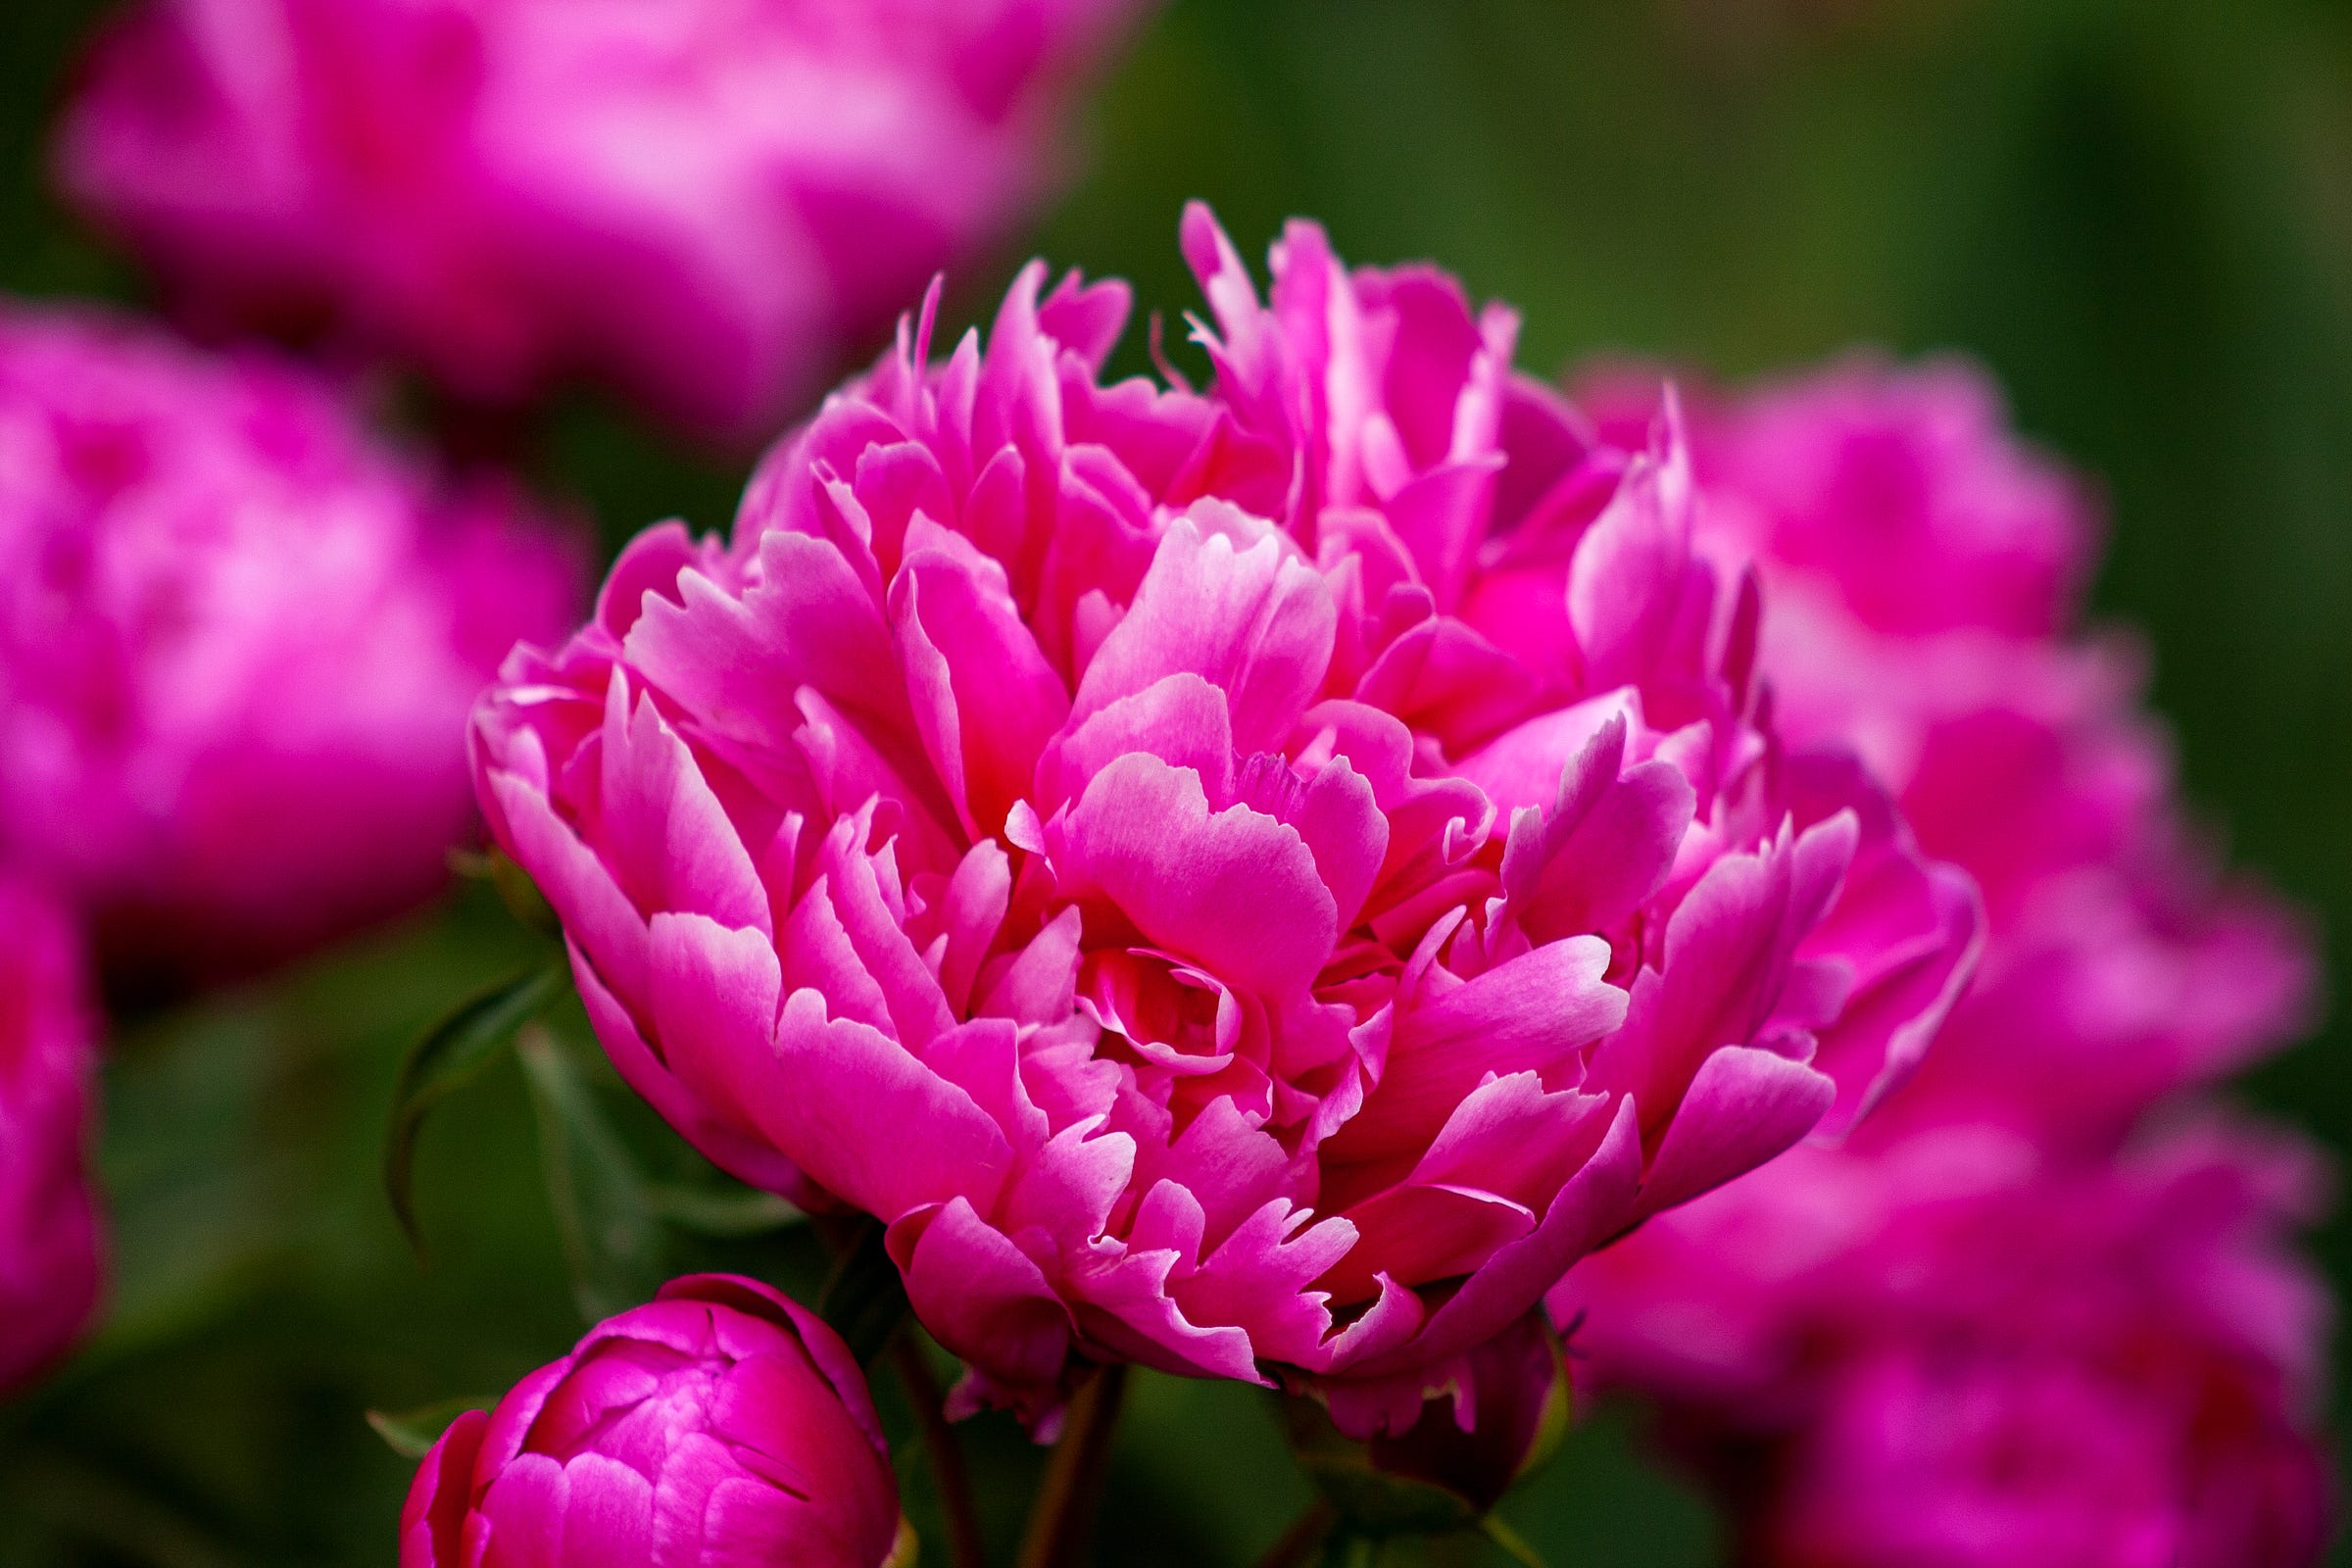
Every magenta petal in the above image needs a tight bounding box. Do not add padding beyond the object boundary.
[766,990,1013,1221]
[476,1453,568,1568]
[1332,937,1624,1163]
[1350,1098,1645,1387]
[1069,518,1336,756]
[1058,753,1338,1000]
[892,1198,1075,1393]
[599,678,769,936]
[891,524,1070,838]
[1637,1046,1837,1217]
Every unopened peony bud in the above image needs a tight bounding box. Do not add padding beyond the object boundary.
[398,1275,903,1568]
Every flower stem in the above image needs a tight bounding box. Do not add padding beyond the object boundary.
[1013,1363,1129,1568]
[1250,1501,1338,1568]
[891,1334,987,1568]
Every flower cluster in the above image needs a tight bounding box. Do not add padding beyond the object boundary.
[1553,359,2333,1565]
[401,1275,904,1568]
[0,302,581,977]
[58,0,1145,437]
[0,875,102,1396]
[472,209,1979,1432]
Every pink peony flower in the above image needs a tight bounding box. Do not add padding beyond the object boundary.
[0,302,581,978]
[57,0,1146,438]
[0,874,103,1396]
[1567,1124,2334,1568]
[1575,357,2314,1145]
[471,208,1978,1432]
[399,1274,903,1568]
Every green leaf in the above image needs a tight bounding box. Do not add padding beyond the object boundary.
[818,1220,910,1366]
[384,963,568,1252]
[515,1025,668,1324]
[447,849,562,937]
[644,1181,806,1238]
[365,1396,494,1461]
[1480,1516,1547,1568]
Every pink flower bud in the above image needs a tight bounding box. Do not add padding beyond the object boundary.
[399,1275,902,1568]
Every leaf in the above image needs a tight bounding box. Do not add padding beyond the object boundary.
[385,963,568,1252]
[819,1220,911,1366]
[1480,1516,1547,1568]
[644,1181,807,1238]
[515,1025,668,1324]
[365,1396,493,1461]
[447,849,562,937]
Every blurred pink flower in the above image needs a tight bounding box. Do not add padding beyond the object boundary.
[400,1274,902,1568]
[1576,357,2314,1145]
[1550,357,2332,1563]
[1570,1124,2334,1568]
[0,875,102,1396]
[471,209,1977,1432]
[0,303,581,978]
[58,0,1146,439]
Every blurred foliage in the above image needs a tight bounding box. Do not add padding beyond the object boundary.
[2,0,2348,1563]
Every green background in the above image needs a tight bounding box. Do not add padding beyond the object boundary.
[0,0,2345,1563]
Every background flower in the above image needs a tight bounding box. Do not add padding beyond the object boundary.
[0,874,101,1397]
[56,0,1147,439]
[1551,358,2334,1564]
[0,302,581,979]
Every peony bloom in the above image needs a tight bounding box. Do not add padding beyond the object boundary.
[0,303,580,977]
[58,0,1146,438]
[0,875,103,1396]
[1572,1124,2334,1568]
[472,208,1978,1432]
[399,1274,904,1568]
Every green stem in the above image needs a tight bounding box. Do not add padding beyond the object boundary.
[1012,1363,1129,1568]
[892,1334,987,1568]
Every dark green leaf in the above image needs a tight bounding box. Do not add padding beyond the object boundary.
[515,1025,668,1324]
[819,1220,910,1366]
[446,850,562,938]
[385,963,568,1252]
[365,1396,493,1461]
